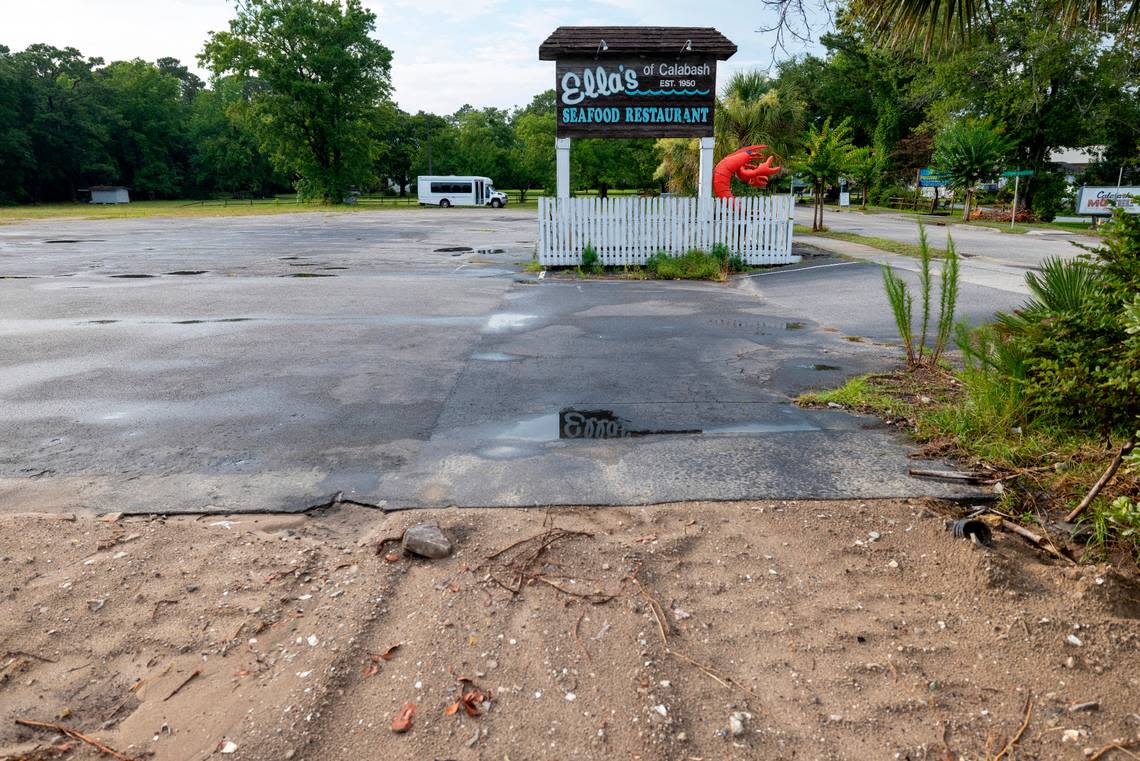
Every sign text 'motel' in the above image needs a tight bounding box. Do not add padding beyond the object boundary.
[539,27,737,139]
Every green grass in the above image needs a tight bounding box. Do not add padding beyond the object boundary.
[0,195,542,224]
[795,225,950,258]
[646,249,727,281]
[800,368,1138,561]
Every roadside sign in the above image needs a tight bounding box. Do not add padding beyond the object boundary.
[1076,186,1140,216]
[918,168,947,187]
[1001,169,1035,177]
[839,191,850,206]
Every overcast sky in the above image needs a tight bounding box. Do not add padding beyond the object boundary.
[3,0,827,114]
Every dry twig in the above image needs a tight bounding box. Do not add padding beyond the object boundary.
[163,669,201,701]
[15,718,134,761]
[992,696,1033,761]
[1066,440,1135,523]
[1088,741,1140,761]
[628,570,759,701]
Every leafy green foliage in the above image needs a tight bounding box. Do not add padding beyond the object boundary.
[646,250,727,281]
[993,210,1140,434]
[579,243,601,274]
[795,116,859,231]
[200,0,392,203]
[931,117,1011,220]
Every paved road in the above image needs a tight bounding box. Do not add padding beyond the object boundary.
[796,206,1096,268]
[0,209,1019,514]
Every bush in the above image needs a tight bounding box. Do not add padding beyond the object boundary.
[646,249,726,280]
[881,223,960,367]
[996,210,1140,435]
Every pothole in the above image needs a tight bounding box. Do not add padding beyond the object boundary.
[110,274,156,279]
[435,246,473,253]
[166,270,208,276]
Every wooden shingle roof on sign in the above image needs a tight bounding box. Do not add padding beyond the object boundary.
[538,27,737,60]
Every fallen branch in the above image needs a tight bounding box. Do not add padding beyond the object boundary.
[15,719,134,761]
[999,519,1075,564]
[992,697,1033,761]
[1065,440,1135,523]
[3,650,57,664]
[533,575,614,604]
[163,669,201,701]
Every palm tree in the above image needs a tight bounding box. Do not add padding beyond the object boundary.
[849,0,1135,52]
[714,71,805,165]
[653,138,700,195]
[846,147,879,210]
[931,117,1011,222]
[795,117,858,231]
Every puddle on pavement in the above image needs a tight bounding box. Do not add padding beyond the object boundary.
[321,266,349,270]
[0,275,36,279]
[86,319,119,324]
[282,272,336,278]
[171,318,254,324]
[435,246,473,253]
[110,274,156,279]
[472,352,523,362]
[166,270,208,276]
[475,247,505,254]
[287,262,321,267]
[45,239,103,244]
[797,363,841,371]
[483,313,535,332]
[486,408,816,443]
[280,256,308,260]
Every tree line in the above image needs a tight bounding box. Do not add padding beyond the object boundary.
[1,0,1136,209]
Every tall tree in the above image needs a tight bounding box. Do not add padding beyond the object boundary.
[714,71,804,165]
[201,0,393,202]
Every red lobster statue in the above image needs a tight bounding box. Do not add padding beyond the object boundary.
[713,145,781,199]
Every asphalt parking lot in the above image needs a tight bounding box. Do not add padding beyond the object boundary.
[0,209,1022,513]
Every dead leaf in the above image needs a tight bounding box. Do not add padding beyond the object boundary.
[384,552,400,563]
[391,702,416,733]
[635,534,657,543]
[379,643,400,661]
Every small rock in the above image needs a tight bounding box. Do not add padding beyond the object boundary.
[729,711,748,737]
[87,598,106,612]
[401,523,452,559]
[676,731,688,742]
[829,714,843,722]
[826,402,842,409]
[1069,701,1099,713]
[868,532,881,542]
[887,559,899,569]
[653,705,668,717]
[220,740,238,754]
[1066,634,1083,647]
[1062,729,1087,743]
[673,608,692,621]
[1064,656,1076,669]
[306,634,319,647]
[565,692,576,701]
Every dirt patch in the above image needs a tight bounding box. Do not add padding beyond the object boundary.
[1,501,1137,761]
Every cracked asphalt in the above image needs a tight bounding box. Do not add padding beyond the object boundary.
[0,208,1023,513]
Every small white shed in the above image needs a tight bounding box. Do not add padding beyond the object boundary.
[90,186,130,204]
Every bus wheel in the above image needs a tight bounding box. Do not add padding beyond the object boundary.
[440,199,451,208]
[490,198,502,208]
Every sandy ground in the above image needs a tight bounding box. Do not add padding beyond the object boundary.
[2,500,1139,761]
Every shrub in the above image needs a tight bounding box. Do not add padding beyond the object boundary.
[646,249,726,280]
[996,210,1140,435]
[580,243,602,274]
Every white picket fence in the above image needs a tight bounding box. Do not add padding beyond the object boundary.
[537,195,795,266]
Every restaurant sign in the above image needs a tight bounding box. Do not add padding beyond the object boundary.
[555,58,717,138]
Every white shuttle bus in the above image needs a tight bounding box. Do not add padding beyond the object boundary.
[417,175,508,208]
